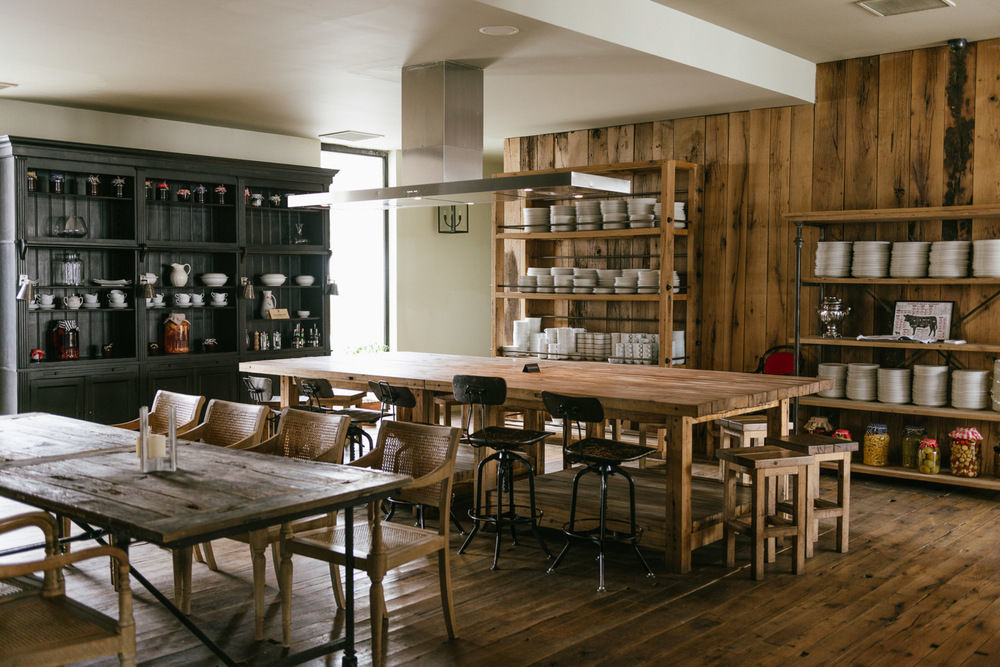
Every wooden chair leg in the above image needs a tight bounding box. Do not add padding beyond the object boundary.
[172,546,192,615]
[837,455,851,553]
[60,515,72,553]
[723,463,737,568]
[752,469,766,581]
[330,563,346,610]
[806,460,819,558]
[370,508,387,667]
[438,547,457,639]
[279,524,293,648]
[249,530,268,640]
[200,541,218,571]
[765,476,777,563]
[794,466,808,575]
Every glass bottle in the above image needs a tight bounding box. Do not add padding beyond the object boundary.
[55,251,83,286]
[918,439,941,474]
[863,423,889,466]
[900,425,926,469]
[949,427,983,478]
[164,313,190,354]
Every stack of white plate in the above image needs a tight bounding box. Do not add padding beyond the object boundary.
[628,198,657,229]
[550,266,575,277]
[817,362,847,398]
[851,241,891,278]
[846,363,878,401]
[972,239,1000,277]
[553,275,574,294]
[600,200,628,229]
[614,275,637,294]
[673,202,686,224]
[526,267,549,278]
[573,277,596,294]
[991,359,1000,411]
[912,364,949,406]
[652,203,664,228]
[516,275,536,293]
[637,269,659,294]
[671,330,686,363]
[522,207,550,232]
[536,274,554,293]
[550,204,576,232]
[575,200,602,231]
[889,241,931,278]
[928,241,971,277]
[877,367,912,404]
[672,270,681,293]
[952,369,990,410]
[815,241,853,277]
[596,269,619,294]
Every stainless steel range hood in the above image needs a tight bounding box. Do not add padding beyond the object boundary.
[289,61,630,210]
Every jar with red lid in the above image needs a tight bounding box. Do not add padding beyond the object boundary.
[918,439,940,474]
[949,427,982,478]
[50,320,80,360]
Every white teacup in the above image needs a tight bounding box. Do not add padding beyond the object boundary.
[142,272,158,285]
[210,291,227,305]
[191,293,205,305]
[152,293,164,305]
[38,293,55,306]
[62,295,82,309]
[109,290,125,304]
[83,293,99,304]
[174,293,192,306]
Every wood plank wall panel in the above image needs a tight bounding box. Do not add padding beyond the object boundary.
[502,39,1000,378]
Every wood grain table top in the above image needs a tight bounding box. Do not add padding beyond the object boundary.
[0,413,409,548]
[241,352,829,419]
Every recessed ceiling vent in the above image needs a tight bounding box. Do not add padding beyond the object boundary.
[319,130,384,143]
[856,0,955,17]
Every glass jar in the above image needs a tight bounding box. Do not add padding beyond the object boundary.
[49,173,65,194]
[164,313,190,354]
[900,425,927,469]
[51,320,80,361]
[863,423,889,466]
[949,427,983,478]
[54,251,83,286]
[918,439,941,474]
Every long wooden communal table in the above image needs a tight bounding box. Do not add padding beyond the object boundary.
[241,352,829,573]
[0,412,409,666]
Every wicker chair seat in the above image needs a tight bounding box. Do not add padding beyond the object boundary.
[465,425,549,451]
[288,521,446,570]
[567,438,658,466]
[0,590,123,664]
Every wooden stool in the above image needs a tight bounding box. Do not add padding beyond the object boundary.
[718,445,812,580]
[312,387,366,409]
[433,392,469,427]
[766,433,857,557]
[714,415,794,479]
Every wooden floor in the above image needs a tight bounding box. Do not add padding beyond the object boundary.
[4,455,1000,665]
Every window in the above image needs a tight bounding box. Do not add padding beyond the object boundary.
[320,146,389,352]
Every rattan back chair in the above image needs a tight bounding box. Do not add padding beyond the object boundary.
[180,399,269,449]
[111,390,205,435]
[280,420,461,664]
[0,512,136,665]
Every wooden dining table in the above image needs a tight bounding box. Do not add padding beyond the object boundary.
[0,412,409,666]
[241,352,829,573]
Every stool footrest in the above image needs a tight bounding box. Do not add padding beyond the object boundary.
[467,505,543,526]
[559,518,642,545]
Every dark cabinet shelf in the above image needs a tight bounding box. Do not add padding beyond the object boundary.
[26,238,137,248]
[146,200,233,209]
[29,192,133,202]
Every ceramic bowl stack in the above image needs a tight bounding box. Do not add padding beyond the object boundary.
[511,319,532,351]
[851,241,891,278]
[574,200,602,231]
[817,362,848,398]
[951,369,990,410]
[614,273,637,294]
[595,269,619,294]
[652,203,664,227]
[928,241,971,277]
[553,275,574,294]
[628,198,657,229]
[516,275,537,293]
[671,330,685,363]
[572,267,597,294]
[550,205,576,232]
[673,201,686,227]
[877,367,912,404]
[575,332,612,361]
[529,332,548,357]
[814,241,853,278]
[972,239,1000,277]
[912,364,949,406]
[846,363,878,401]
[672,270,681,293]
[889,241,931,278]
[600,200,628,229]
[522,207,550,232]
[637,269,659,294]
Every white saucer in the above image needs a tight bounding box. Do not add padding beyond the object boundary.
[28,303,38,310]
[108,302,128,309]
[39,304,55,309]
[211,302,228,307]
[83,303,100,309]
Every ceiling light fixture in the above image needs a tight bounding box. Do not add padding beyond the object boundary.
[319,130,384,143]
[478,25,519,36]
[856,0,955,17]
[0,82,18,91]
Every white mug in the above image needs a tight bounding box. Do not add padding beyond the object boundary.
[109,290,125,303]
[83,293,98,304]
[174,293,191,306]
[38,293,55,305]
[152,293,164,305]
[210,291,227,304]
[191,292,205,305]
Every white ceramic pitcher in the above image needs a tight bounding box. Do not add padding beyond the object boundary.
[169,263,191,287]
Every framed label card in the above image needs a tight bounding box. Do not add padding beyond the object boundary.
[267,308,290,320]
[892,301,954,341]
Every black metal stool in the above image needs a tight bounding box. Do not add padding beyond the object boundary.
[453,375,551,569]
[299,378,382,461]
[541,391,656,592]
[242,376,282,436]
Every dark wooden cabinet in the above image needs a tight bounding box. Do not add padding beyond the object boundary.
[0,136,336,420]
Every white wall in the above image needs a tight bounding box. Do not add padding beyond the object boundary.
[0,99,320,166]
[391,153,501,356]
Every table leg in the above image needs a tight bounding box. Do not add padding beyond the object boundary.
[413,388,434,424]
[343,506,357,667]
[249,530,268,641]
[280,375,295,409]
[665,416,693,574]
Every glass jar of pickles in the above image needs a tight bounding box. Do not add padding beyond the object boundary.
[900,425,927,469]
[918,438,940,474]
[949,427,983,478]
[863,423,889,466]
[164,313,190,354]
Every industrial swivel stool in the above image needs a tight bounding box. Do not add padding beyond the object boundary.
[299,378,382,461]
[766,433,857,557]
[541,391,656,592]
[717,445,812,580]
[453,375,551,569]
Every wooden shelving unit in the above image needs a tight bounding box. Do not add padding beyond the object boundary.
[786,204,1000,490]
[491,159,700,366]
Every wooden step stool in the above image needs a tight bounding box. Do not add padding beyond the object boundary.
[766,433,857,557]
[718,445,813,580]
[714,415,794,480]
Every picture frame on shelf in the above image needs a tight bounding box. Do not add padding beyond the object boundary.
[892,301,954,341]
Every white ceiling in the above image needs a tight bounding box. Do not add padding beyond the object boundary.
[0,0,997,153]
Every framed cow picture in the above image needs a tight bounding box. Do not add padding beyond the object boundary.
[892,301,954,341]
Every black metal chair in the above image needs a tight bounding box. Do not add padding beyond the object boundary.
[242,376,281,436]
[453,375,551,569]
[299,378,382,461]
[541,391,656,592]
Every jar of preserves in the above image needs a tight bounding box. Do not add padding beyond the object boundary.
[949,427,983,478]
[164,313,190,354]
[863,423,889,466]
[918,438,941,474]
[901,425,927,469]
[51,320,80,361]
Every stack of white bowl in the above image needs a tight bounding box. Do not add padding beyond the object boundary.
[814,241,853,278]
[672,270,681,293]
[673,202,686,226]
[522,207,550,232]
[572,267,598,294]
[536,273,554,292]
[671,330,685,363]
[846,363,878,401]
[529,332,548,357]
[851,241,891,278]
[889,241,931,278]
[614,273,637,294]
[595,269,619,294]
[575,200,602,231]
[550,204,576,232]
[516,275,536,293]
[627,198,657,229]
[512,319,532,350]
[817,362,847,398]
[553,275,574,294]
[952,369,990,410]
[575,332,612,361]
[652,203,664,228]
[928,241,970,277]
[972,239,1000,277]
[600,200,628,229]
[637,270,659,294]
[877,367,912,404]
[912,364,949,406]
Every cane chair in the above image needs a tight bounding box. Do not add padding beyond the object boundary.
[180,399,269,450]
[300,378,383,461]
[279,420,461,664]
[111,389,205,435]
[0,512,136,666]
